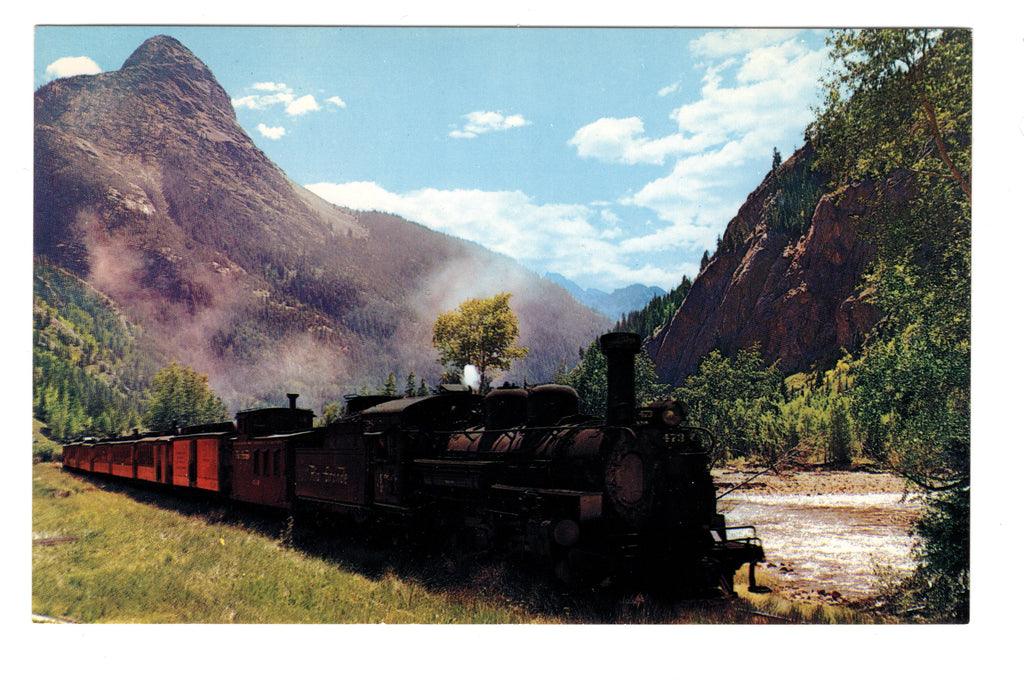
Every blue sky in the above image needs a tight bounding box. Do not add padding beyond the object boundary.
[36,25,832,292]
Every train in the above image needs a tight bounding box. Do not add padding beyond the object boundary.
[61,332,766,597]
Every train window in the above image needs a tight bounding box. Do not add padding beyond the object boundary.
[273,450,280,476]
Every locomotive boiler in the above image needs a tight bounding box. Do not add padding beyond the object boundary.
[62,332,766,597]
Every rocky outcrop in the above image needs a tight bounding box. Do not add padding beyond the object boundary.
[646,145,887,383]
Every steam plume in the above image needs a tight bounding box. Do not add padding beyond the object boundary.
[462,364,481,392]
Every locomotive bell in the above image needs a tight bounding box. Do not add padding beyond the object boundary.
[599,332,643,427]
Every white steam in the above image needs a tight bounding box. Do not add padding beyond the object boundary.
[462,364,481,392]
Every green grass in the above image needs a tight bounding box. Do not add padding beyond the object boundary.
[33,462,892,624]
[33,463,543,623]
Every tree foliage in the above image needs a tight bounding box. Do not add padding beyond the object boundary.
[143,362,229,431]
[810,28,971,199]
[33,259,154,440]
[431,293,529,392]
[673,346,785,464]
[812,28,971,621]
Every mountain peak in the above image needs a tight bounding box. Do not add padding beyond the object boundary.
[122,35,207,73]
[114,34,233,122]
[34,35,610,404]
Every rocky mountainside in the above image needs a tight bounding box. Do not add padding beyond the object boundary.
[646,144,887,384]
[34,35,609,410]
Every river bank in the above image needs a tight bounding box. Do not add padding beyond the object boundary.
[713,465,918,496]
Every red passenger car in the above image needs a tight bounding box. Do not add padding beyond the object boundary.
[110,441,135,479]
[90,442,111,474]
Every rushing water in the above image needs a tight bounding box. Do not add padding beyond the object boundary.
[719,491,924,599]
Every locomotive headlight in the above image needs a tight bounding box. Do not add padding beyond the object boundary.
[660,404,683,427]
[641,400,688,427]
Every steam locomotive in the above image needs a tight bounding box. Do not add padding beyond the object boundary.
[62,332,766,597]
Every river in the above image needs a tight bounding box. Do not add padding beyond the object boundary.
[715,471,925,600]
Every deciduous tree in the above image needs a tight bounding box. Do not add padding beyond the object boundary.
[143,362,228,431]
[813,28,970,621]
[431,293,528,392]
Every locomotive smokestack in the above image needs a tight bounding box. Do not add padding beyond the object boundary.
[287,393,299,410]
[600,332,643,427]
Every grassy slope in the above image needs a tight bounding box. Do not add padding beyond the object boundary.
[32,462,886,625]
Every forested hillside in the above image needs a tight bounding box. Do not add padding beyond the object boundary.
[32,258,163,440]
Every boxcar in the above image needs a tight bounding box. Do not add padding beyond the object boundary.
[110,441,135,479]
[171,430,233,492]
[133,436,171,483]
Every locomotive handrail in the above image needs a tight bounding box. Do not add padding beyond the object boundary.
[710,525,762,544]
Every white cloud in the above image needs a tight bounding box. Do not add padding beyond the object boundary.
[568,117,695,165]
[286,94,320,116]
[45,56,101,80]
[257,123,286,140]
[658,81,680,97]
[690,28,804,58]
[233,83,326,117]
[253,81,288,91]
[232,90,293,111]
[449,111,531,139]
[326,96,347,108]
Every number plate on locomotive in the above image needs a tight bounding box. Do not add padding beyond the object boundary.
[663,432,690,446]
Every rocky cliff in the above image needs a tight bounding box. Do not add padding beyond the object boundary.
[34,35,609,408]
[646,144,887,383]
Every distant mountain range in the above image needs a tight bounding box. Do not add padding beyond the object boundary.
[34,35,609,410]
[544,273,666,322]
